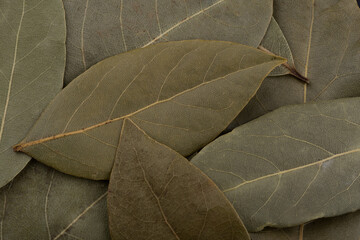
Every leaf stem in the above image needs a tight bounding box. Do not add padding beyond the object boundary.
[258,45,309,84]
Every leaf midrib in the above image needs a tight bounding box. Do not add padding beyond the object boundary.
[302,0,315,103]
[223,148,360,193]
[53,192,107,240]
[142,0,225,48]
[134,146,180,240]
[0,0,25,144]
[14,59,283,151]
[304,0,315,79]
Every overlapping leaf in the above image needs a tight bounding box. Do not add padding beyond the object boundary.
[14,40,285,180]
[192,97,360,231]
[0,161,109,240]
[251,210,360,240]
[0,0,65,188]
[233,0,360,127]
[108,119,250,240]
[62,0,273,84]
[259,17,294,77]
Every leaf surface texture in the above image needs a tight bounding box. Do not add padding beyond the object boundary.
[233,0,360,127]
[0,161,110,240]
[259,17,294,77]
[62,0,273,84]
[0,0,65,187]
[107,119,250,240]
[15,40,284,179]
[192,97,360,231]
[251,210,360,240]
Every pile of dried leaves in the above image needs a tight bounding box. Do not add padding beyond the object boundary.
[1,0,359,239]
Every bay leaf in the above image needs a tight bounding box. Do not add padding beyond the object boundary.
[251,210,360,240]
[0,161,110,240]
[259,17,294,77]
[62,0,273,85]
[0,0,65,188]
[14,40,285,180]
[192,97,360,231]
[108,119,250,240]
[233,0,360,127]
[250,226,299,240]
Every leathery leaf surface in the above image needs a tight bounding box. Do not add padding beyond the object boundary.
[107,119,250,240]
[0,161,109,240]
[233,0,360,127]
[14,40,285,180]
[192,97,360,231]
[62,0,273,84]
[259,17,294,77]
[0,0,65,188]
[251,210,360,240]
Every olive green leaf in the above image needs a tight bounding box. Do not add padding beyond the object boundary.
[233,0,360,127]
[192,97,360,231]
[251,210,360,240]
[258,17,307,83]
[108,119,250,240]
[14,40,285,180]
[259,17,294,77]
[62,0,273,85]
[0,0,65,188]
[250,226,299,240]
[0,161,109,240]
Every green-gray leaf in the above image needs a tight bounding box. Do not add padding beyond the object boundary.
[192,97,360,231]
[108,119,250,240]
[14,40,285,180]
[62,0,273,85]
[259,17,294,77]
[0,0,65,188]
[0,161,109,240]
[251,210,360,240]
[233,0,360,127]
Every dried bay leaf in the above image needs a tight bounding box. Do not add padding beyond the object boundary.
[298,211,360,240]
[108,119,250,240]
[0,0,65,188]
[233,0,360,127]
[14,40,285,180]
[259,17,294,77]
[250,226,299,240]
[251,210,360,240]
[0,161,110,240]
[62,0,273,85]
[228,15,305,130]
[192,97,360,231]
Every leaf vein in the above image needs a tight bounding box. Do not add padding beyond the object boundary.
[109,47,170,119]
[62,64,118,133]
[45,170,54,240]
[157,46,201,101]
[80,0,89,70]
[293,163,321,206]
[119,0,127,52]
[133,148,180,240]
[250,175,281,219]
[223,149,360,193]
[0,0,25,145]
[142,0,225,47]
[53,192,107,240]
[40,143,108,173]
[14,60,284,150]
